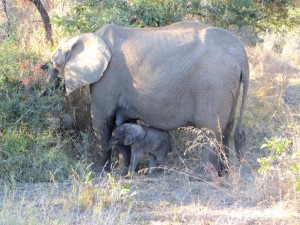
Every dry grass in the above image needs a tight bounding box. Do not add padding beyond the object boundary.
[0,173,135,225]
[1,170,299,224]
[242,31,300,212]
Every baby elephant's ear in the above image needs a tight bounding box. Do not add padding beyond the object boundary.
[124,124,146,146]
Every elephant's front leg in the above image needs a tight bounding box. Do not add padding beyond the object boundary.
[125,148,142,178]
[92,121,113,172]
[90,102,115,172]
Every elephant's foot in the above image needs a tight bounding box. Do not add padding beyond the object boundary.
[111,167,129,176]
[234,127,246,162]
[191,163,219,182]
[138,167,157,175]
[124,171,136,179]
[91,159,111,173]
[157,165,171,176]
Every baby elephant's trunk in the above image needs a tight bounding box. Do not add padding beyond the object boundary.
[105,141,113,152]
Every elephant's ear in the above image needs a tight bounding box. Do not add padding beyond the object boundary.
[124,124,146,146]
[56,33,112,94]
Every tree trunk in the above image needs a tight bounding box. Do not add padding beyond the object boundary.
[2,0,11,36]
[29,0,53,45]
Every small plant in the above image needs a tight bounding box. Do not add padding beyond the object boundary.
[258,137,300,192]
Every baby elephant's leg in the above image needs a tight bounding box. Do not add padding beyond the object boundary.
[157,153,169,169]
[126,148,143,178]
[147,154,157,174]
[115,144,131,176]
[156,141,170,170]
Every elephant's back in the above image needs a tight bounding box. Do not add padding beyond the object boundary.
[98,23,248,75]
[98,22,244,50]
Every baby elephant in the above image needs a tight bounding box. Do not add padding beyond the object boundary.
[107,123,171,177]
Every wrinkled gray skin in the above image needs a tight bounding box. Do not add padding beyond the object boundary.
[107,123,171,176]
[115,107,138,126]
[49,21,249,178]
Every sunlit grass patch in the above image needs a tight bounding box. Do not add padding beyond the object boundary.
[0,172,135,225]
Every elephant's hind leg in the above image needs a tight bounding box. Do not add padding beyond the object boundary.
[221,116,235,175]
[221,100,239,171]
[193,112,228,179]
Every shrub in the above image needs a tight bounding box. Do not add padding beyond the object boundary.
[0,37,86,182]
[52,0,131,35]
[128,0,186,27]
[258,137,300,195]
[52,0,188,35]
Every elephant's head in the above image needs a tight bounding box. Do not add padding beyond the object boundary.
[50,33,112,94]
[107,124,146,150]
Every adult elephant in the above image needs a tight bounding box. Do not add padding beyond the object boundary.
[49,21,249,178]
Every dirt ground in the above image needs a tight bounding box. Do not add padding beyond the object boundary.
[117,143,299,224]
[124,171,298,224]
[1,133,299,225]
[1,162,299,224]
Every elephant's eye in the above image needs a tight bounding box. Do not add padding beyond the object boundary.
[56,62,62,68]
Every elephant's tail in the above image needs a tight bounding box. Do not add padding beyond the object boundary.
[234,66,249,162]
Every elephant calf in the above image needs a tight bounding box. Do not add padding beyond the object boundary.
[107,123,171,177]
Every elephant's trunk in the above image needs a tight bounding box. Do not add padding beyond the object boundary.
[40,68,64,97]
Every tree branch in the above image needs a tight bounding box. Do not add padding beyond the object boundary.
[29,0,53,45]
[2,0,11,36]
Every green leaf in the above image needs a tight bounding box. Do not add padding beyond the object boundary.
[258,168,264,174]
[85,171,92,183]
[290,163,298,172]
[122,185,131,190]
[260,143,268,149]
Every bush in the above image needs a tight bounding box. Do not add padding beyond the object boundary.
[0,129,70,182]
[52,0,130,35]
[258,137,300,194]
[128,0,186,27]
[52,0,188,35]
[0,37,87,182]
